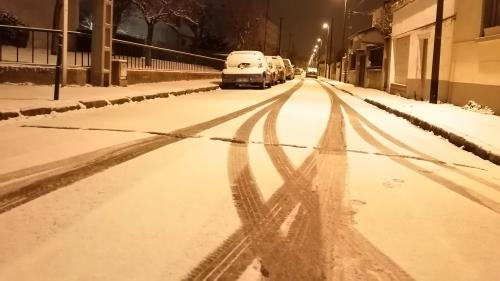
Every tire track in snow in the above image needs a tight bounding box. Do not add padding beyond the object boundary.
[325,83,500,192]
[319,82,500,214]
[317,81,415,281]
[0,85,299,214]
[186,81,336,281]
[184,83,307,280]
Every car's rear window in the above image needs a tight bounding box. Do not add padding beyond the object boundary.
[283,60,291,66]
[226,52,262,68]
[271,57,284,67]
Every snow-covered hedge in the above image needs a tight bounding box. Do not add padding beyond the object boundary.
[0,9,29,48]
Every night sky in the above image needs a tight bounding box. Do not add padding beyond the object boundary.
[268,0,383,62]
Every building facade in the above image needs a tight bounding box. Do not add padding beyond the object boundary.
[336,1,393,91]
[389,0,500,114]
[341,27,386,90]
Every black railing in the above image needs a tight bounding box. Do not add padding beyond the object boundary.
[0,24,225,72]
[0,24,91,67]
[112,39,225,72]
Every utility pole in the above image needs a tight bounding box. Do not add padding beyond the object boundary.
[430,0,444,104]
[288,32,292,57]
[263,0,270,53]
[278,17,283,55]
[339,0,349,82]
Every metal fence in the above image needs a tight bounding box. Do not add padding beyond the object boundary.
[0,24,91,67]
[0,24,225,72]
[112,39,225,72]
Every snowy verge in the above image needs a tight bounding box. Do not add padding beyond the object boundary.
[0,85,219,122]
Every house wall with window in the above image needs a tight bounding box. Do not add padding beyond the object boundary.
[345,27,386,90]
[448,0,500,113]
[389,0,500,114]
[389,0,456,101]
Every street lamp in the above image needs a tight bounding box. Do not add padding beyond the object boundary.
[322,23,330,78]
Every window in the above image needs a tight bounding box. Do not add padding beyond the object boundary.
[349,54,356,70]
[368,47,383,68]
[484,0,500,28]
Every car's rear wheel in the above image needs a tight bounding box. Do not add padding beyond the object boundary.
[259,80,266,89]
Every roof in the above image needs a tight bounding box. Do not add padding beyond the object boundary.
[348,26,385,45]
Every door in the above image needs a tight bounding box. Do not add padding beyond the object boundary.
[420,39,429,99]
[358,54,366,87]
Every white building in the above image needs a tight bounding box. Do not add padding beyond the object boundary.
[389,0,500,114]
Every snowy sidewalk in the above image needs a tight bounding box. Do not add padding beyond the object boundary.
[0,80,220,120]
[326,80,500,165]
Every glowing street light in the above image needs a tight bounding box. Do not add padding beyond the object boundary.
[321,23,331,77]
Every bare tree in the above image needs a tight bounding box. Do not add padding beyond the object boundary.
[225,0,264,50]
[114,0,134,35]
[131,0,199,46]
[130,0,200,64]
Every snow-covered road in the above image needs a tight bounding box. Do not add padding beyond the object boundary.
[0,79,499,281]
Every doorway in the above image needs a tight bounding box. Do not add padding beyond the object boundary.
[420,38,429,100]
[358,54,366,86]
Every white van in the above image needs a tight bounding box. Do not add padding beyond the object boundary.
[221,51,273,89]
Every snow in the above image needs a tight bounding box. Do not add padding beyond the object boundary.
[279,203,301,238]
[0,79,219,112]
[0,126,149,175]
[237,258,265,281]
[329,81,500,157]
[0,79,499,280]
[0,138,242,281]
[335,88,500,281]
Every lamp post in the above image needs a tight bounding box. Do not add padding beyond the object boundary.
[263,0,270,53]
[313,48,318,70]
[322,23,330,78]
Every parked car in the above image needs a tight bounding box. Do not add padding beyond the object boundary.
[306,67,318,78]
[221,51,273,89]
[294,67,304,76]
[283,59,295,80]
[265,56,279,86]
[270,56,286,83]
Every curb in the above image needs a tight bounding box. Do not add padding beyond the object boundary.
[331,83,500,166]
[0,85,220,122]
[0,111,20,120]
